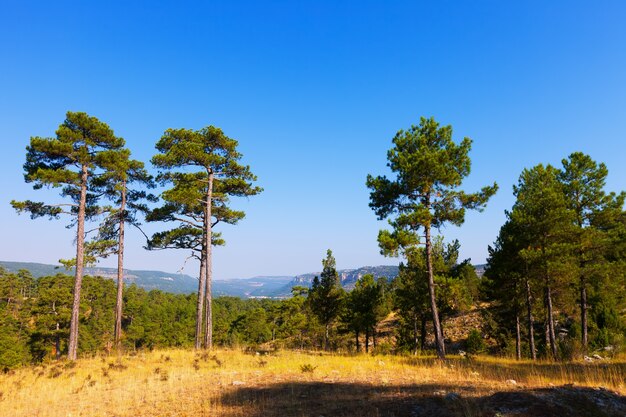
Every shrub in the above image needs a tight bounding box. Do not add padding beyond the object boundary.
[466,329,486,354]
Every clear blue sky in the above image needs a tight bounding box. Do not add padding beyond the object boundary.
[1,1,625,279]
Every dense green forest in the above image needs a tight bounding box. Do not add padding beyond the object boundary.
[2,113,625,369]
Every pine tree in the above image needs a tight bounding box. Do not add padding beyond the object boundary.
[11,111,124,360]
[308,250,345,350]
[366,117,497,359]
[510,164,575,359]
[90,148,156,349]
[149,126,261,349]
[485,220,533,360]
[558,152,623,352]
[392,254,431,354]
[345,274,387,353]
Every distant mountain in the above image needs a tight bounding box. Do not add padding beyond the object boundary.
[0,261,199,294]
[0,261,297,298]
[0,261,485,298]
[274,265,401,297]
[212,276,294,298]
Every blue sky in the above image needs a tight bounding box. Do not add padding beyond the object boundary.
[1,1,625,279]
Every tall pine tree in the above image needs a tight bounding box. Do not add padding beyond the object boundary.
[11,112,124,360]
[510,164,574,359]
[308,250,345,351]
[366,117,497,359]
[90,148,156,349]
[149,126,261,349]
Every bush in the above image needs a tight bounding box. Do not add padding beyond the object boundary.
[466,329,486,354]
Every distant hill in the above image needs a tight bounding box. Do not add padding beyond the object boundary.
[0,261,485,298]
[0,261,199,294]
[212,276,294,298]
[274,265,401,297]
[0,261,297,298]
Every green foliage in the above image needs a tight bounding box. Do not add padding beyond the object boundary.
[147,126,262,254]
[307,250,346,350]
[11,111,124,222]
[0,269,33,369]
[391,238,479,354]
[229,308,272,346]
[466,329,486,354]
[343,274,390,352]
[366,117,498,240]
[485,154,626,359]
[300,363,317,373]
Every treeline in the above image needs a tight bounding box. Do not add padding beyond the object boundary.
[0,245,484,369]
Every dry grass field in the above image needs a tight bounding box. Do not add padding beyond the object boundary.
[1,349,625,417]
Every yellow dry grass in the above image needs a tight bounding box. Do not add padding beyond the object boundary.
[1,349,624,417]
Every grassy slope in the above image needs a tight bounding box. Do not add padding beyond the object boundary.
[1,349,625,417]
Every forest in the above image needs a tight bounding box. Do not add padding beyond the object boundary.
[1,112,625,370]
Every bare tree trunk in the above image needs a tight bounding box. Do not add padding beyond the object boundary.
[581,280,588,352]
[203,171,214,349]
[425,223,446,359]
[68,163,88,361]
[114,180,127,350]
[324,323,330,351]
[543,316,551,357]
[546,283,557,359]
[515,313,521,361]
[373,326,377,349]
[55,332,61,360]
[525,277,536,360]
[365,328,369,353]
[413,315,419,355]
[203,274,211,348]
[195,250,206,350]
[55,318,61,360]
[355,329,360,353]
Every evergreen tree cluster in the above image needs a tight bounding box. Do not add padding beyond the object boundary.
[483,153,626,360]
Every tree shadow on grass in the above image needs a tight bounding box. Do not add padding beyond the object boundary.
[218,381,626,417]
[401,356,626,389]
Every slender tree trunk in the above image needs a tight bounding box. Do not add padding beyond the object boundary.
[68,163,88,361]
[55,317,61,360]
[203,171,214,349]
[546,283,557,359]
[365,328,369,353]
[195,249,207,350]
[355,329,359,353]
[203,278,211,348]
[515,312,521,361]
[543,316,551,358]
[525,277,536,360]
[114,181,127,350]
[425,223,446,359]
[581,279,588,352]
[420,316,427,352]
[324,323,330,351]
[373,326,377,349]
[413,315,419,355]
[55,332,61,360]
